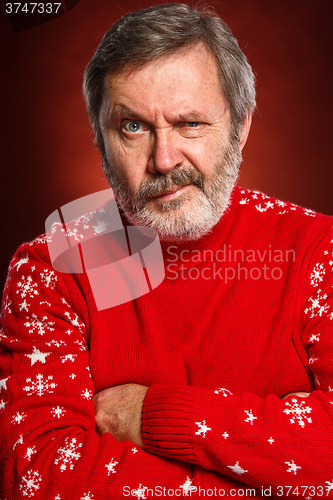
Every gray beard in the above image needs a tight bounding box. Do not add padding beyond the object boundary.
[102,140,242,242]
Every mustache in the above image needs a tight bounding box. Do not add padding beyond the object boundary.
[135,167,205,204]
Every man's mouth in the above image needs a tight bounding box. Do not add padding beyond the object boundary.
[152,184,190,200]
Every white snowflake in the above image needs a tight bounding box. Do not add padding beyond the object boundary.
[239,198,249,205]
[23,374,57,397]
[65,228,84,242]
[285,460,301,475]
[180,476,195,496]
[0,399,7,410]
[309,333,320,343]
[131,484,148,499]
[227,461,248,475]
[105,457,118,475]
[244,409,257,425]
[0,377,9,392]
[64,311,85,333]
[51,407,66,419]
[222,432,229,439]
[40,269,57,289]
[214,388,233,397]
[304,290,329,319]
[283,398,312,427]
[69,373,76,379]
[11,411,27,425]
[80,492,94,500]
[25,346,51,366]
[13,255,29,271]
[19,469,42,497]
[310,263,325,287]
[55,495,62,500]
[45,340,66,348]
[81,389,93,400]
[54,437,82,472]
[13,434,24,450]
[195,420,211,438]
[132,447,138,454]
[24,446,37,461]
[60,354,77,363]
[268,437,274,444]
[24,314,55,336]
[255,201,274,213]
[19,299,30,312]
[325,481,333,494]
[74,339,87,351]
[17,275,39,299]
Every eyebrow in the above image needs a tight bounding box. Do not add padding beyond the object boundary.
[111,105,140,119]
[111,105,204,123]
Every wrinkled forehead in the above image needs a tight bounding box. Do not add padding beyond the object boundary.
[100,43,227,120]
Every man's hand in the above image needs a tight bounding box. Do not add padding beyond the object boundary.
[281,391,311,400]
[93,383,148,449]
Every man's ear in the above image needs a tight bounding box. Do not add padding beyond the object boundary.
[239,113,252,151]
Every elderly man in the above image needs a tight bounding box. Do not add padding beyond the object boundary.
[1,3,333,499]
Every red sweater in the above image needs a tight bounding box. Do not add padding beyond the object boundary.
[1,186,333,499]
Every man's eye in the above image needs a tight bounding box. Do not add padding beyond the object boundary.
[123,121,142,133]
[186,122,201,128]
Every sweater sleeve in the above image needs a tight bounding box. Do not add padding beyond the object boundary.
[142,223,333,498]
[0,240,191,499]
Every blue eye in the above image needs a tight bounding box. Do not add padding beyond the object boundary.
[187,122,200,128]
[124,121,142,133]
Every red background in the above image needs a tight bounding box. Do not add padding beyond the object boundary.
[1,0,333,290]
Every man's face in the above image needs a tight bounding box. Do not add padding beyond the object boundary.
[99,43,244,241]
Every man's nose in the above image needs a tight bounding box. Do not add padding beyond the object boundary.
[147,131,183,175]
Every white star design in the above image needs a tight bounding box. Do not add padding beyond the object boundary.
[268,437,274,444]
[25,346,51,366]
[227,461,248,475]
[222,432,229,439]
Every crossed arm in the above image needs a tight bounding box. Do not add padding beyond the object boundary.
[93,383,310,449]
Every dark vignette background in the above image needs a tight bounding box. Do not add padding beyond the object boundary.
[1,0,333,292]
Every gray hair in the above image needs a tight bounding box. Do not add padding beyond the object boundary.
[83,3,256,147]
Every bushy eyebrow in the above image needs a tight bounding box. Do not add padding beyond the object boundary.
[111,105,140,119]
[111,105,205,123]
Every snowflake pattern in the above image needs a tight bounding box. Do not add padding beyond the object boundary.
[17,275,39,300]
[283,398,312,427]
[40,269,57,289]
[304,290,330,319]
[0,377,9,392]
[105,458,118,475]
[81,389,93,400]
[11,411,27,425]
[80,492,94,500]
[310,263,325,287]
[24,446,37,461]
[131,484,148,499]
[326,481,333,494]
[285,460,301,475]
[13,255,29,272]
[244,409,257,425]
[19,469,42,497]
[54,437,83,472]
[23,374,57,397]
[0,399,7,411]
[195,420,212,438]
[214,388,233,397]
[64,311,85,333]
[51,406,66,419]
[227,461,248,475]
[24,314,55,336]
